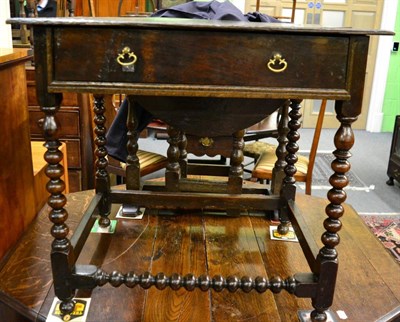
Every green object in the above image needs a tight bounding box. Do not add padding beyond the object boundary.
[381,4,400,132]
[91,219,117,234]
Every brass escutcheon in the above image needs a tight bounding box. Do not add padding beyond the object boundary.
[116,47,137,66]
[199,137,214,147]
[267,53,288,73]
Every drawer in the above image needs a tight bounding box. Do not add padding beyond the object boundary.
[53,27,348,90]
[186,134,234,158]
[29,108,80,137]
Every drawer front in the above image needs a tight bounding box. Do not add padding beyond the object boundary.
[53,27,348,90]
[186,135,234,158]
[29,108,80,137]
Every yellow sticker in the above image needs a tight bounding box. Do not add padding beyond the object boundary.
[273,230,296,239]
[48,298,91,322]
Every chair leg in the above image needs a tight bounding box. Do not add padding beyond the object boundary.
[305,181,312,195]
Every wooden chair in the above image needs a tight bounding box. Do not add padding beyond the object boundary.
[107,151,167,178]
[100,95,168,181]
[251,99,327,195]
[243,105,283,162]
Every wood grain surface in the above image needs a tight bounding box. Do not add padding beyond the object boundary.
[1,190,399,321]
[0,49,35,261]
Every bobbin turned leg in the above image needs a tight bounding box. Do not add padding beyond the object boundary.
[310,113,357,322]
[42,94,76,320]
[93,94,112,226]
[32,26,77,318]
[271,100,290,196]
[278,99,302,235]
[270,100,290,222]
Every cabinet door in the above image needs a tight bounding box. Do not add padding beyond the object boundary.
[303,0,383,129]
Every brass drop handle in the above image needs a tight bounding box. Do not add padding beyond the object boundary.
[116,47,137,66]
[199,137,214,147]
[267,53,288,73]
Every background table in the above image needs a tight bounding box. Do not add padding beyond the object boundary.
[1,191,399,321]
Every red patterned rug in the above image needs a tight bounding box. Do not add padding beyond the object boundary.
[360,214,400,263]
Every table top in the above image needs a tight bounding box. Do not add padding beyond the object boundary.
[7,17,394,36]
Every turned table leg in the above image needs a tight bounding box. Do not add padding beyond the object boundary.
[228,129,245,194]
[166,126,181,192]
[310,113,357,321]
[271,100,290,196]
[278,99,302,235]
[42,95,76,319]
[93,94,112,225]
[226,129,245,216]
[178,131,188,178]
[122,96,142,216]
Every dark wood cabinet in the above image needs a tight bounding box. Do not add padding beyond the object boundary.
[26,66,95,192]
[387,115,400,186]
